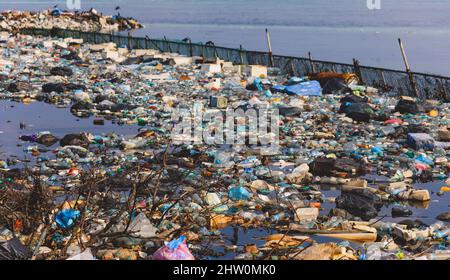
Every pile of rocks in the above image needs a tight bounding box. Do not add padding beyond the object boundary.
[0,9,142,33]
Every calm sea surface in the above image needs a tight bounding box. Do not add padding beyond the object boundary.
[1,0,450,75]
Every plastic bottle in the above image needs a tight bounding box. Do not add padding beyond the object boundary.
[319,177,349,185]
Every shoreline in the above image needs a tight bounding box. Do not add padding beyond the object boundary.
[0,8,142,33]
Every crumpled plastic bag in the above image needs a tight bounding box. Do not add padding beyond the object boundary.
[55,209,81,229]
[153,236,195,260]
[0,238,32,260]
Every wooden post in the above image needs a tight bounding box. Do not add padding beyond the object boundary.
[380,70,388,90]
[398,38,419,97]
[213,43,219,59]
[164,36,172,53]
[127,32,131,49]
[189,39,193,57]
[440,78,448,100]
[202,43,205,61]
[353,58,364,84]
[308,52,316,73]
[265,28,274,67]
[239,45,244,65]
[332,64,337,73]
[290,59,296,76]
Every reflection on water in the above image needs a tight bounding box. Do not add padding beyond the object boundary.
[0,100,139,158]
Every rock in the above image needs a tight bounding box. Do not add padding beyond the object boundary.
[398,219,428,229]
[42,83,86,93]
[60,133,91,148]
[93,119,105,125]
[436,212,450,222]
[391,207,413,218]
[310,157,367,177]
[437,129,450,141]
[335,189,383,221]
[322,78,352,95]
[7,82,33,92]
[37,134,58,146]
[42,83,65,93]
[71,101,95,111]
[50,66,73,76]
[395,97,420,114]
[339,102,375,122]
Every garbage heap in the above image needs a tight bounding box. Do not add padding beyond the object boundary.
[0,9,143,33]
[0,31,449,260]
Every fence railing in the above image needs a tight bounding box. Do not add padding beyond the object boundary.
[18,28,450,101]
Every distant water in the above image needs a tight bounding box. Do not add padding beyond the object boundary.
[1,0,450,75]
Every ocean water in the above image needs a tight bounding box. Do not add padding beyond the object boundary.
[1,0,450,75]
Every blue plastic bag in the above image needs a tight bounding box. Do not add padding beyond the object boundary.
[415,154,434,166]
[55,209,80,229]
[284,81,322,96]
[271,85,286,93]
[371,146,383,156]
[253,78,263,92]
[51,8,62,17]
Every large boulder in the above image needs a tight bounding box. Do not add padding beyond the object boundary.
[335,189,383,221]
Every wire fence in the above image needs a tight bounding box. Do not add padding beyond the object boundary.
[18,28,450,101]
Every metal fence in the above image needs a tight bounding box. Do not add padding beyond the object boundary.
[19,28,450,101]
